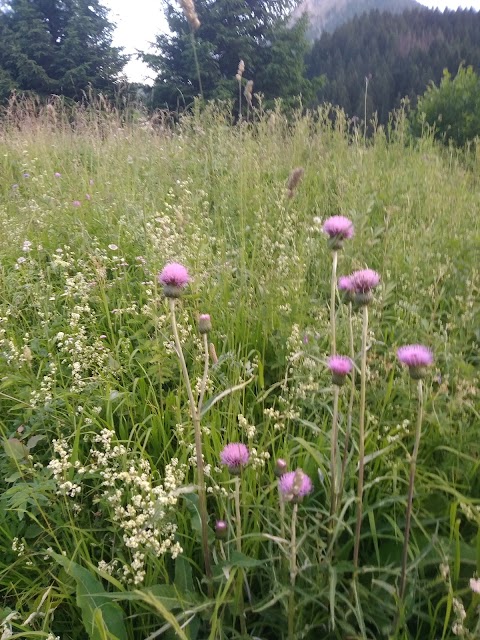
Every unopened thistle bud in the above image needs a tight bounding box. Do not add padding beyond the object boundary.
[215,520,228,540]
[274,458,288,477]
[198,313,212,334]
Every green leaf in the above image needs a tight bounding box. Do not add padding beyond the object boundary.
[50,552,127,640]
[175,555,194,595]
[3,438,29,461]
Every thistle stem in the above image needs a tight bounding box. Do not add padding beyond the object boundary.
[330,250,338,356]
[190,31,203,99]
[168,298,212,589]
[330,385,340,519]
[399,379,424,601]
[340,301,355,498]
[288,503,298,640]
[353,304,368,571]
[198,332,209,414]
[235,475,247,636]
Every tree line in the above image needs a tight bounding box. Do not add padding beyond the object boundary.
[0,0,480,144]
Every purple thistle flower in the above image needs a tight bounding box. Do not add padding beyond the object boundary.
[220,443,249,475]
[54,172,62,178]
[72,200,81,207]
[23,172,30,178]
[338,275,354,292]
[158,262,190,298]
[328,355,353,386]
[350,268,380,305]
[279,469,313,503]
[323,216,354,250]
[397,344,433,379]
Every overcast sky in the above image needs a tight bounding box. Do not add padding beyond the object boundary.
[103,0,480,83]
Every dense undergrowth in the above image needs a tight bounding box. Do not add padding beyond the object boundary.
[0,100,479,639]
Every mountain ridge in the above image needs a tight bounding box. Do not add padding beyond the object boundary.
[291,0,422,40]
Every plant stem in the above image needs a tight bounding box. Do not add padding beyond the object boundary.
[399,379,424,601]
[340,301,355,498]
[190,31,203,99]
[235,475,247,636]
[168,298,212,590]
[288,503,298,640]
[353,304,368,571]
[330,250,338,356]
[330,385,340,519]
[198,332,209,414]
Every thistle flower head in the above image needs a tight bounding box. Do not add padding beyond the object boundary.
[158,262,190,298]
[350,268,380,305]
[220,443,249,475]
[328,355,353,386]
[397,344,433,379]
[323,215,354,250]
[278,469,313,503]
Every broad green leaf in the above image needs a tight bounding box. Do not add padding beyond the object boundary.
[50,552,127,640]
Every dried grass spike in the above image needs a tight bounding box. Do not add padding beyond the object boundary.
[287,167,305,198]
[244,80,253,107]
[179,0,201,30]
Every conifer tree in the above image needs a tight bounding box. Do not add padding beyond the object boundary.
[0,0,126,100]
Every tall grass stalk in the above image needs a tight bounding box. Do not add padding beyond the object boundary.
[330,385,340,519]
[353,304,369,571]
[168,298,212,588]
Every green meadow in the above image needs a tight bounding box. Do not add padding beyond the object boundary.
[0,100,479,639]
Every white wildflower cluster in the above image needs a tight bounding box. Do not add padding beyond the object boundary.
[238,413,256,440]
[47,439,81,497]
[452,597,467,636]
[11,537,25,556]
[30,359,57,406]
[48,429,186,585]
[249,447,270,470]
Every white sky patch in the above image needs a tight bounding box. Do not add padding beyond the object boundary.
[103,0,480,83]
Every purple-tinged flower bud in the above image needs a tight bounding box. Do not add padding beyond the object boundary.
[397,344,433,380]
[328,355,353,386]
[274,458,288,477]
[158,262,190,298]
[215,520,228,540]
[198,313,212,334]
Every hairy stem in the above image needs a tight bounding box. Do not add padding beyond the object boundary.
[235,475,247,636]
[288,503,298,640]
[353,304,368,571]
[198,332,209,414]
[168,298,212,589]
[330,384,340,519]
[399,379,424,601]
[340,301,355,498]
[330,250,338,356]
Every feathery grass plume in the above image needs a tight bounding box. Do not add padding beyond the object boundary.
[244,80,254,108]
[236,60,245,119]
[286,167,305,199]
[178,0,201,30]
